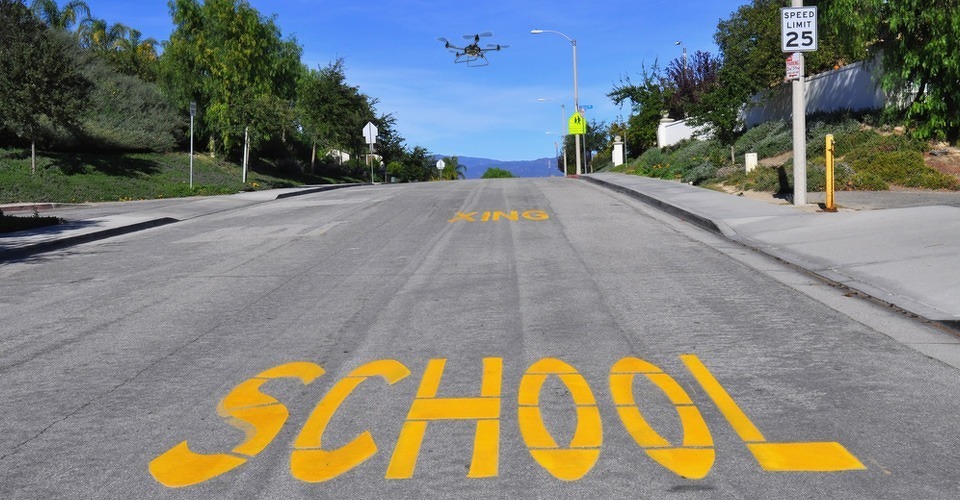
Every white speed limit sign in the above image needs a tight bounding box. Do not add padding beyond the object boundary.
[781,6,817,52]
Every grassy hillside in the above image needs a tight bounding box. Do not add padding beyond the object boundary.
[607,116,960,193]
[0,148,358,205]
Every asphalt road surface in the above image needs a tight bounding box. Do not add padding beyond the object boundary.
[1,179,958,498]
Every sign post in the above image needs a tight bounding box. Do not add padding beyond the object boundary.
[189,101,196,189]
[436,159,445,179]
[362,122,378,183]
[781,2,817,206]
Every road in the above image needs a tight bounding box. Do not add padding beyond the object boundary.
[1,179,958,498]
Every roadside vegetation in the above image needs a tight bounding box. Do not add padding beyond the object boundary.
[604,111,959,193]
[481,167,516,179]
[568,0,960,182]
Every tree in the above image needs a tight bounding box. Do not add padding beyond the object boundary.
[481,167,515,179]
[296,59,376,172]
[695,0,856,144]
[0,0,91,171]
[29,0,90,30]
[439,156,466,180]
[821,0,960,142]
[664,50,721,119]
[609,61,671,154]
[160,0,302,157]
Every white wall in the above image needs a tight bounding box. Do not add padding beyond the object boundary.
[657,118,711,148]
[743,59,887,127]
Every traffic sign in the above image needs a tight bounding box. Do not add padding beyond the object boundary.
[436,160,445,171]
[363,122,378,144]
[781,6,817,52]
[568,112,586,135]
[785,53,802,80]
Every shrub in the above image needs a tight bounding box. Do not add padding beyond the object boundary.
[735,121,791,159]
[481,167,515,178]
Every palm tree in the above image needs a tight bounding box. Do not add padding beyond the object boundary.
[78,18,127,51]
[30,0,91,31]
[441,156,467,180]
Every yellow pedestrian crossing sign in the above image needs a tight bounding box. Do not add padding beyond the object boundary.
[568,112,587,135]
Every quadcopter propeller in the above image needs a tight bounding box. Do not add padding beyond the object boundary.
[486,44,510,50]
[437,37,449,43]
[463,31,494,41]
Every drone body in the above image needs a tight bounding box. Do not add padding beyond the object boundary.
[437,32,509,67]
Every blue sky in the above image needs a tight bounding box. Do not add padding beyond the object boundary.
[81,0,748,160]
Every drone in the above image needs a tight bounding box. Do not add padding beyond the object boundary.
[437,32,509,67]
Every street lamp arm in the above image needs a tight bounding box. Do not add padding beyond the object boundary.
[531,29,574,45]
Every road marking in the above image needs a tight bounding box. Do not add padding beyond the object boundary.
[518,358,602,481]
[680,355,866,472]
[448,210,549,223]
[386,358,502,479]
[610,357,714,479]
[149,362,324,488]
[292,360,410,483]
[151,355,865,487]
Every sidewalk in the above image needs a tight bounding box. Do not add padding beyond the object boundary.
[0,184,358,260]
[582,173,960,333]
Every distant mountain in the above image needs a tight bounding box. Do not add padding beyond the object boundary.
[436,156,562,179]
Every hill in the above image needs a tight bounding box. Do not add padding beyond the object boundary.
[448,156,560,179]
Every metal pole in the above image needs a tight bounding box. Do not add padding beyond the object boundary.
[369,144,374,183]
[572,39,582,176]
[242,126,249,184]
[825,134,836,212]
[189,114,194,189]
[791,0,807,206]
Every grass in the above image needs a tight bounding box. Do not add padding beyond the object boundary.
[0,147,361,233]
[0,148,357,205]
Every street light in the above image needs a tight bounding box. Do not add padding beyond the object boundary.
[531,29,582,176]
[538,98,568,175]
[675,40,687,72]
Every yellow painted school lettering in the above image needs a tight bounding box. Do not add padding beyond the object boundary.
[518,358,602,481]
[150,355,865,488]
[149,362,324,488]
[291,360,411,482]
[681,355,865,472]
[610,357,714,479]
[386,358,503,479]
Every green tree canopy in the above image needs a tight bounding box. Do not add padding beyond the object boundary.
[481,167,515,179]
[822,0,960,142]
[160,0,303,156]
[1,0,92,170]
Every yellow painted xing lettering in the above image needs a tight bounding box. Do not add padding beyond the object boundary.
[386,358,503,479]
[610,357,714,479]
[518,358,602,481]
[149,362,324,488]
[150,355,865,488]
[680,355,866,472]
[448,210,549,223]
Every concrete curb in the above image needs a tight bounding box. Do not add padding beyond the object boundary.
[581,175,960,337]
[274,183,361,199]
[0,217,179,261]
[580,175,727,235]
[1,184,365,261]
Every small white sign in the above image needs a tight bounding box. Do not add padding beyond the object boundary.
[436,160,445,171]
[362,122,378,144]
[786,52,802,80]
[781,6,817,52]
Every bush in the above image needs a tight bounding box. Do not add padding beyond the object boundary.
[734,121,791,159]
[481,167,515,178]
